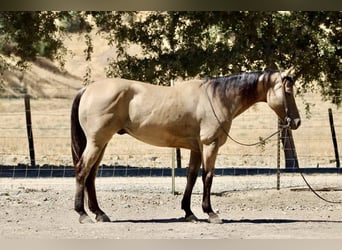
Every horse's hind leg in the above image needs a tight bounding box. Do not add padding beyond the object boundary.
[75,142,107,224]
[85,144,111,222]
[181,150,202,222]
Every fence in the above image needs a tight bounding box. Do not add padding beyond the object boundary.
[0,87,341,180]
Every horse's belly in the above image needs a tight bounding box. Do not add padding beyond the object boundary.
[125,128,198,150]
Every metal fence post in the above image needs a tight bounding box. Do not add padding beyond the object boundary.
[328,108,340,168]
[170,79,176,194]
[277,118,281,190]
[24,94,35,167]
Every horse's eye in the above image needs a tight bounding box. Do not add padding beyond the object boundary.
[284,77,294,87]
[288,81,294,88]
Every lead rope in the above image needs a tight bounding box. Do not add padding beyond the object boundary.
[204,83,342,204]
[283,128,342,204]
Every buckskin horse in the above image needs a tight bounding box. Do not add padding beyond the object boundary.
[71,67,301,224]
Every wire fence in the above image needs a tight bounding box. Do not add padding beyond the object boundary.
[0,87,341,178]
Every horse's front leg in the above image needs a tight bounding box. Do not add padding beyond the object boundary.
[202,142,223,224]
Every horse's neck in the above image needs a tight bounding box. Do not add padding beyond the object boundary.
[226,80,268,118]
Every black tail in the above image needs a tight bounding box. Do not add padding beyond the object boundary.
[71,88,86,166]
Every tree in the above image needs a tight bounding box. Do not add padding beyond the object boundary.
[0,12,62,65]
[0,11,340,106]
[0,11,92,85]
[93,11,341,106]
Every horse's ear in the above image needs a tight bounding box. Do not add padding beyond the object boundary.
[281,66,295,78]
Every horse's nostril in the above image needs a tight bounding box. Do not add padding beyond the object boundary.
[294,118,301,128]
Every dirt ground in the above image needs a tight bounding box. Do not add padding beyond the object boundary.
[1,174,342,239]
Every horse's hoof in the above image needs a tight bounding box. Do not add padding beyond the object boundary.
[96,213,111,222]
[79,214,94,224]
[185,214,198,223]
[208,213,223,224]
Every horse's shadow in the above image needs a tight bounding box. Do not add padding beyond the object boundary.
[110,218,342,224]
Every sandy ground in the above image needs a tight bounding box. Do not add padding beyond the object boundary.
[1,174,342,239]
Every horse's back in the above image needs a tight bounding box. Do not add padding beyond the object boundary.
[83,78,144,96]
[79,78,144,113]
[81,78,203,111]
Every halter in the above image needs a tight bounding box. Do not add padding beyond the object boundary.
[281,76,293,128]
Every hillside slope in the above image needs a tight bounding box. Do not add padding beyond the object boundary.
[0,32,116,99]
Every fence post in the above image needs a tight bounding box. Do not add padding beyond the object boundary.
[24,94,35,167]
[277,118,281,190]
[169,79,182,169]
[328,108,340,168]
[281,126,299,169]
[171,146,176,195]
[170,79,179,194]
[176,148,182,168]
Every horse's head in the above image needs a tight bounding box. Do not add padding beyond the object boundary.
[266,67,301,130]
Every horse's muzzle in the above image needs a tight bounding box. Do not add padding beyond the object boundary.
[288,117,301,130]
[284,116,301,130]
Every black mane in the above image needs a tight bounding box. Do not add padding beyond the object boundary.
[205,70,278,99]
